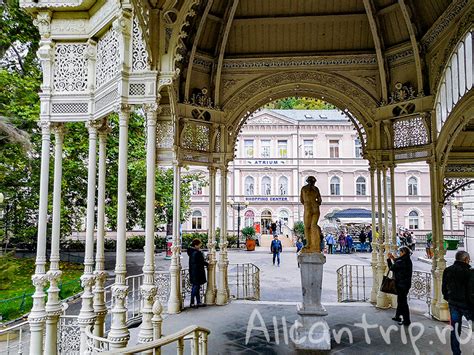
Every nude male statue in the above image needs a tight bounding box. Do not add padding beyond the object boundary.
[300,176,322,253]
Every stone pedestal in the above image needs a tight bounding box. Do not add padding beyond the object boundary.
[295,252,331,351]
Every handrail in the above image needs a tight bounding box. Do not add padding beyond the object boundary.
[101,325,210,355]
[0,320,30,355]
[0,320,28,334]
[85,324,111,352]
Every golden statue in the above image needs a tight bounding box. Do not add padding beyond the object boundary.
[300,176,322,253]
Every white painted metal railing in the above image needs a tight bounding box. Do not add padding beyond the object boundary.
[228,263,260,300]
[0,320,30,355]
[101,325,210,355]
[336,264,372,302]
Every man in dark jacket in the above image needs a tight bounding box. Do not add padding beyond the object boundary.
[271,235,283,266]
[442,251,472,355]
[187,239,208,308]
[388,246,413,325]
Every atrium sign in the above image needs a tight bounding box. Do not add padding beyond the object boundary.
[246,160,286,165]
[245,197,289,201]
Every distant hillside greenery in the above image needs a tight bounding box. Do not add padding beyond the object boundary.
[264,97,336,110]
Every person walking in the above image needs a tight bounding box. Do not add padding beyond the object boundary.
[187,239,208,308]
[442,251,473,355]
[295,238,303,253]
[367,227,373,252]
[338,233,346,253]
[346,234,353,254]
[359,229,367,252]
[387,246,413,326]
[271,221,278,237]
[271,235,283,266]
[325,233,335,254]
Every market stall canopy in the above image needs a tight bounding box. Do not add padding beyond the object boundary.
[325,208,381,224]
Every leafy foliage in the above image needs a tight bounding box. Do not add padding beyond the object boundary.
[264,97,336,110]
[0,0,203,248]
[242,226,256,240]
[293,221,305,238]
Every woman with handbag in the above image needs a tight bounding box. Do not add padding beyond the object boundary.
[387,246,413,326]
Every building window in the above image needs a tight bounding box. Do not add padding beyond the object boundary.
[408,210,419,229]
[244,139,254,158]
[278,176,288,195]
[244,210,255,227]
[261,139,271,158]
[356,177,366,196]
[330,176,341,195]
[245,176,255,195]
[303,139,313,158]
[191,181,202,195]
[329,140,339,158]
[355,138,362,158]
[408,176,418,196]
[278,140,288,158]
[192,210,202,230]
[262,176,272,195]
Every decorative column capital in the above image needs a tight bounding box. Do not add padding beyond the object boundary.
[111,285,129,300]
[33,11,52,38]
[140,285,157,302]
[144,103,160,127]
[85,39,97,60]
[32,274,48,288]
[93,270,108,284]
[113,11,132,36]
[38,121,52,135]
[98,122,112,138]
[86,119,102,133]
[208,166,217,175]
[51,122,65,137]
[80,274,96,288]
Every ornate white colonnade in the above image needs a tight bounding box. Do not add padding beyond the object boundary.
[19,0,474,353]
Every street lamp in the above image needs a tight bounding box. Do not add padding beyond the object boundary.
[229,199,249,248]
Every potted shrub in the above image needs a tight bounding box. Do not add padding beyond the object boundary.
[242,226,257,251]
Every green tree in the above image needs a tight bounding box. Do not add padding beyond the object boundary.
[293,221,305,238]
[0,0,205,247]
[264,97,336,110]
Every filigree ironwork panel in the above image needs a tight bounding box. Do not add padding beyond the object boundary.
[156,121,174,149]
[393,116,429,148]
[181,122,210,152]
[408,271,431,312]
[58,316,80,355]
[443,178,474,201]
[132,17,149,72]
[155,272,171,304]
[53,43,88,92]
[96,27,120,89]
[215,130,221,152]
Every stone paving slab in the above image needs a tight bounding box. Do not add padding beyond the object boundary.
[130,301,474,354]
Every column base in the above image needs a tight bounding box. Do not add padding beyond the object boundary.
[294,303,331,351]
[431,301,450,321]
[375,291,391,309]
[215,290,228,306]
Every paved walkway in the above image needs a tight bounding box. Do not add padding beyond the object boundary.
[130,301,474,354]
